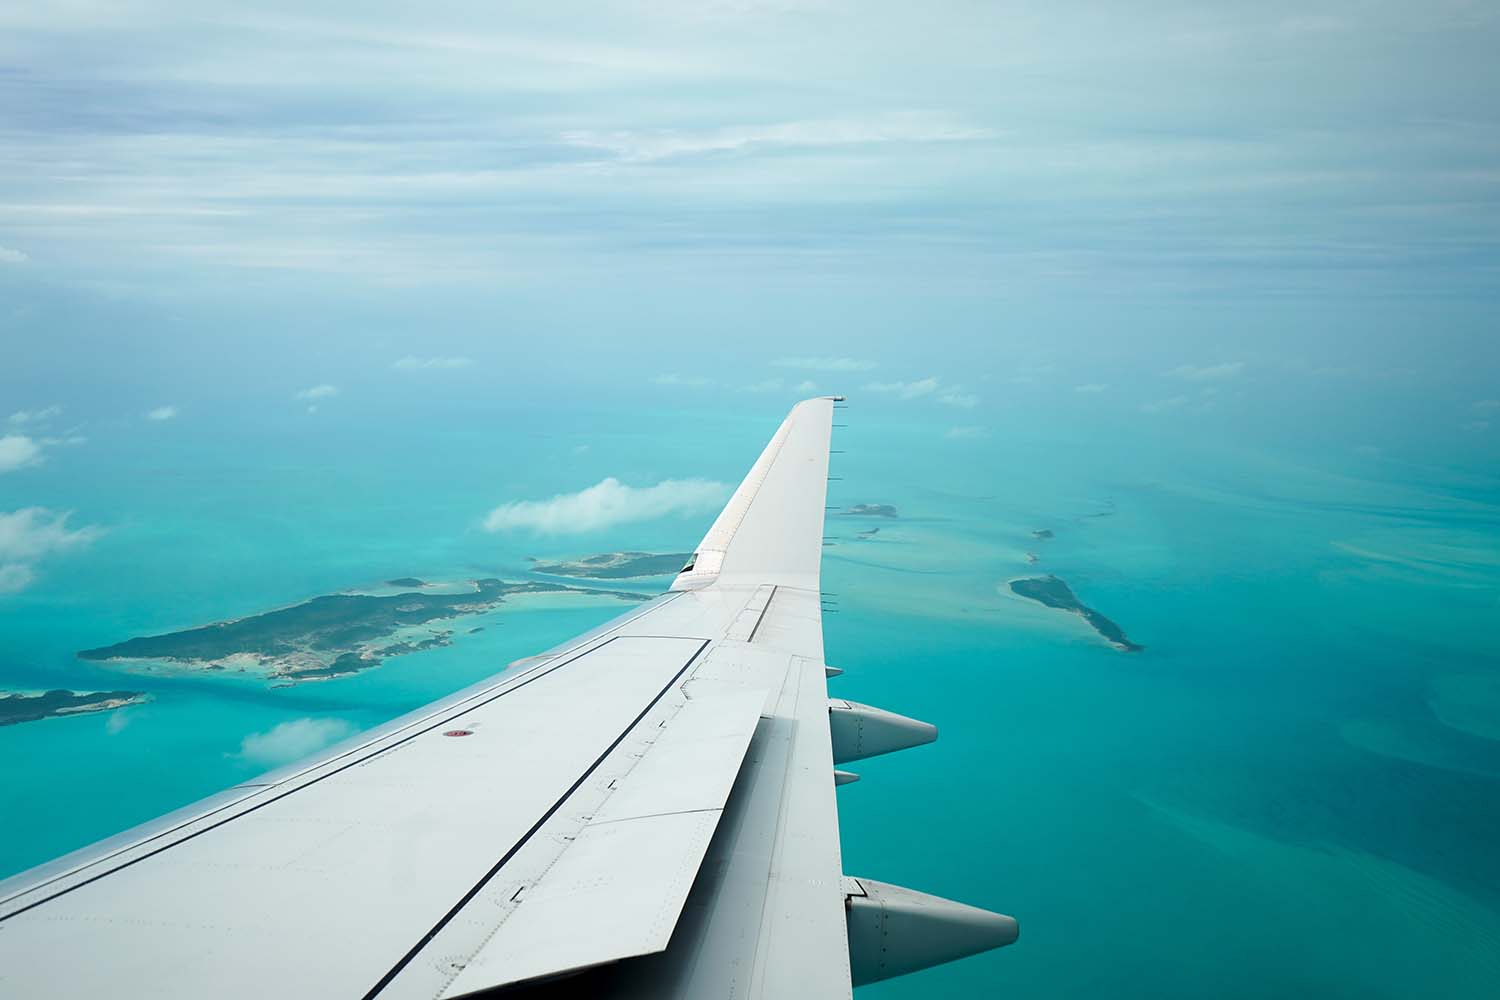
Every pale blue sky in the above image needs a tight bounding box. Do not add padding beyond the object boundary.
[1,1,1497,457]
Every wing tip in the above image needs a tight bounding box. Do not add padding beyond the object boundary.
[671,395,835,592]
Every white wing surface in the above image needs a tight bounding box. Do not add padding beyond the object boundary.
[0,397,1016,999]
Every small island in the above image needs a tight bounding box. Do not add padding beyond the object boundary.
[840,503,899,518]
[1009,575,1143,652]
[1,689,148,727]
[79,578,648,683]
[530,552,692,579]
[1080,498,1116,519]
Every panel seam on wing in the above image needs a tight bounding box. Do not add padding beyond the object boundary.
[430,691,701,993]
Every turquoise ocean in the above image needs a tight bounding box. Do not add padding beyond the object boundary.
[2,393,1498,999]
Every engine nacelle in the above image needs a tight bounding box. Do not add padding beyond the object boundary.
[828,699,937,764]
[845,876,1018,986]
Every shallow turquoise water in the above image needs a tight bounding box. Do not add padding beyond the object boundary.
[2,399,1497,998]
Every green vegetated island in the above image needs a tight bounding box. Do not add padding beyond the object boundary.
[78,578,649,684]
[0,689,149,727]
[1009,575,1143,652]
[530,551,692,579]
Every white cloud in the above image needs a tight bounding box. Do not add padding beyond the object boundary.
[1462,420,1491,432]
[864,375,979,408]
[773,357,876,372]
[1167,362,1245,380]
[741,378,784,393]
[0,246,28,264]
[483,477,729,534]
[653,373,713,387]
[938,386,979,409]
[794,380,818,392]
[0,435,42,473]
[393,356,474,370]
[8,405,61,426]
[1140,395,1191,413]
[0,507,103,560]
[864,376,940,399]
[0,563,34,593]
[1474,399,1500,412]
[296,384,339,400]
[945,425,985,439]
[0,507,103,593]
[1011,362,1057,385]
[236,717,356,767]
[1074,383,1110,393]
[145,405,178,421]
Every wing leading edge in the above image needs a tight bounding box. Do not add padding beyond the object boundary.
[0,396,1017,999]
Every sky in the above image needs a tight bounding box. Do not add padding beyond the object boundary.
[4,4,1499,288]
[2,1,1498,564]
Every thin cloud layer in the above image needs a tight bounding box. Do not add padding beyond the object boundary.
[653,373,713,387]
[0,507,103,593]
[1141,395,1191,413]
[6,407,84,449]
[145,405,178,421]
[938,387,978,409]
[865,376,940,399]
[1167,362,1245,381]
[483,477,729,534]
[563,114,991,163]
[236,717,356,768]
[7,406,61,426]
[864,376,979,408]
[296,384,339,400]
[0,5,1495,296]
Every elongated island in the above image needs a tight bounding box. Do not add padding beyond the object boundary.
[1,689,149,727]
[79,577,648,683]
[1009,575,1143,652]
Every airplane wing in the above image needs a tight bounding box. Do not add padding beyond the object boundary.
[0,397,1017,999]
